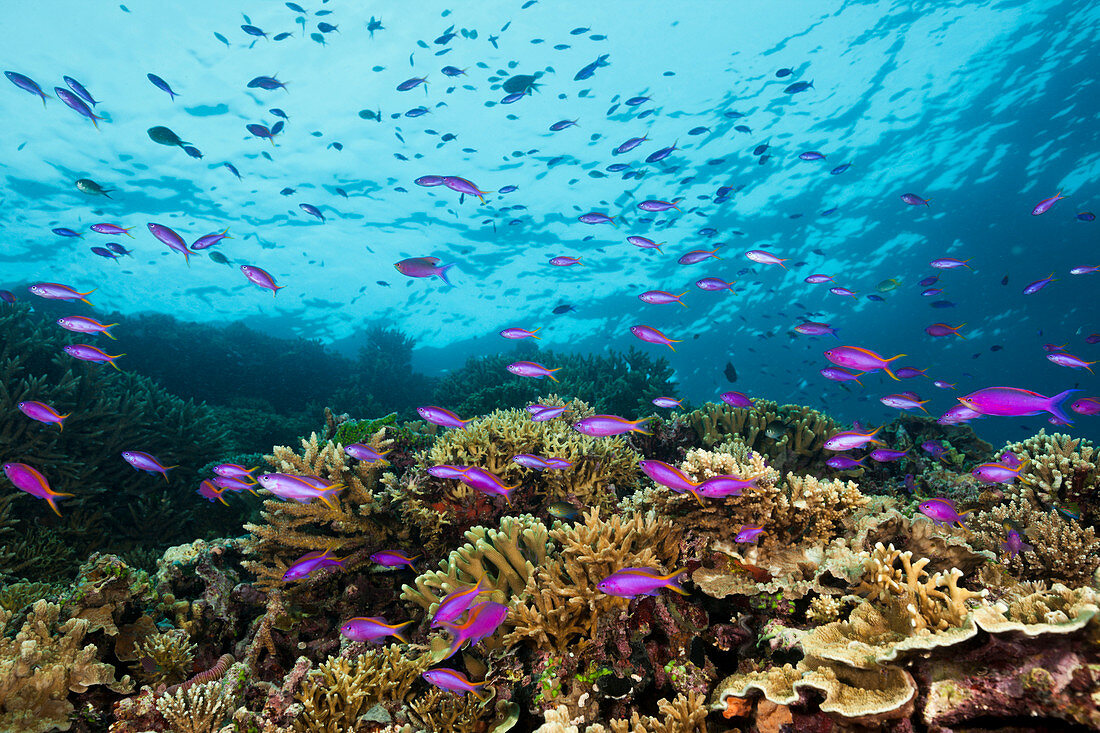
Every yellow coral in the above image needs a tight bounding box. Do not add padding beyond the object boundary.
[154,679,236,733]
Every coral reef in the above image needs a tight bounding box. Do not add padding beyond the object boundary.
[154,678,237,733]
[1007,431,1099,524]
[1,599,132,733]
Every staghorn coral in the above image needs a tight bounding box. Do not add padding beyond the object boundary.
[154,678,236,733]
[1,599,132,733]
[243,431,400,588]
[506,509,681,652]
[401,514,553,614]
[132,629,196,687]
[293,646,432,732]
[684,399,840,474]
[969,494,1100,584]
[1005,431,1099,524]
[407,687,495,733]
[0,580,61,611]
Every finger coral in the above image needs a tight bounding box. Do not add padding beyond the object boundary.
[154,678,236,733]
[242,431,400,588]
[1,599,132,733]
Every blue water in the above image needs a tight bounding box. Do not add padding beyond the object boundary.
[2,0,1098,446]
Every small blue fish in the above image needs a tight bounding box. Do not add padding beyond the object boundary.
[147,73,179,100]
[574,54,609,81]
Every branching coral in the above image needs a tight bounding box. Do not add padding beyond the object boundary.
[243,432,401,588]
[401,514,553,614]
[154,679,236,733]
[132,630,196,687]
[506,509,681,652]
[1,599,132,733]
[293,646,432,732]
[684,399,839,473]
[1005,431,1099,524]
[534,692,708,733]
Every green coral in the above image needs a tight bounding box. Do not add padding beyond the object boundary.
[333,411,398,447]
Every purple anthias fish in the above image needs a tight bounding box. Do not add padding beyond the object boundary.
[507,361,560,381]
[443,176,489,201]
[597,567,688,598]
[824,428,882,451]
[678,248,721,265]
[1002,529,1033,558]
[1072,397,1100,415]
[345,444,391,464]
[213,463,258,482]
[1047,352,1096,372]
[415,175,447,187]
[421,669,488,701]
[637,198,681,212]
[934,380,956,390]
[283,549,346,581]
[256,473,344,508]
[574,415,651,437]
[191,228,231,250]
[930,258,971,270]
[500,327,541,340]
[370,550,419,569]
[29,282,95,305]
[2,463,73,516]
[64,344,124,370]
[432,578,489,627]
[197,479,228,506]
[919,498,969,527]
[720,391,752,408]
[458,468,518,502]
[696,278,736,292]
[638,460,699,493]
[578,212,615,225]
[428,465,471,479]
[438,600,508,658]
[746,250,789,268]
[394,257,456,285]
[247,123,277,145]
[340,616,413,643]
[417,406,470,429]
[821,367,862,384]
[958,386,1078,424]
[57,316,117,338]
[396,75,428,91]
[696,474,759,498]
[0,290,15,304]
[827,455,866,470]
[1031,191,1066,216]
[870,448,908,462]
[830,286,857,298]
[630,325,681,351]
[895,367,928,379]
[824,346,905,380]
[212,476,255,493]
[804,274,835,284]
[6,71,49,105]
[529,405,566,422]
[17,401,70,431]
[550,255,583,267]
[148,223,190,264]
[513,454,555,470]
[122,451,177,481]
[627,235,663,252]
[734,524,765,543]
[240,265,285,296]
[1070,265,1100,275]
[90,223,134,237]
[972,460,1028,485]
[900,193,931,206]
[925,323,966,338]
[652,396,682,409]
[299,203,325,222]
[613,135,648,155]
[795,322,838,337]
[639,290,688,306]
[938,404,984,425]
[1022,272,1056,295]
[645,142,678,163]
[880,393,929,412]
[799,151,826,161]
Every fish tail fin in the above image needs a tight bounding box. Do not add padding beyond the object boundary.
[666,567,690,594]
[437,263,456,287]
[46,496,65,517]
[1047,389,1081,425]
[103,329,117,340]
[273,285,286,297]
[546,368,561,382]
[469,686,488,703]
[109,356,125,371]
[779,258,789,270]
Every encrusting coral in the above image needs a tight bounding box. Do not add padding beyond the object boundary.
[506,509,682,652]
[243,431,400,588]
[1,599,132,733]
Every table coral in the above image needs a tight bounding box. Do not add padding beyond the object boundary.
[1,599,132,733]
[243,431,400,588]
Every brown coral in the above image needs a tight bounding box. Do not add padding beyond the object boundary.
[154,679,236,733]
[132,629,196,687]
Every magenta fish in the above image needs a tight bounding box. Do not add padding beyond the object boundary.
[795,322,838,337]
[820,367,862,385]
[283,549,347,581]
[90,223,135,237]
[734,524,765,543]
[578,212,615,225]
[639,290,688,306]
[678,248,721,265]
[870,448,908,462]
[573,414,651,437]
[415,175,447,187]
[829,286,857,298]
[428,465,471,479]
[696,474,759,498]
[804,274,834,284]
[827,455,866,470]
[500,326,541,340]
[439,601,508,658]
[824,346,905,380]
[529,405,566,422]
[958,386,1078,424]
[2,463,74,516]
[421,669,488,701]
[17,401,70,431]
[549,255,583,267]
[458,468,518,502]
[900,193,931,206]
[652,396,682,409]
[1030,191,1066,216]
[824,427,882,451]
[1072,397,1100,415]
[507,361,560,381]
[918,498,968,528]
[597,567,688,598]
[880,393,929,412]
[746,250,788,269]
[213,463,258,482]
[695,278,736,292]
[340,616,413,643]
[432,577,489,626]
[630,325,681,351]
[626,235,663,252]
[895,367,928,379]
[1046,352,1095,372]
[417,406,470,428]
[212,476,256,494]
[972,461,1028,485]
[122,451,177,481]
[370,550,419,570]
[394,256,456,285]
[1022,272,1056,295]
[720,391,752,408]
[148,222,190,265]
[1002,528,1033,558]
[513,454,553,470]
[938,404,983,425]
[345,444,391,464]
[240,265,285,296]
[637,198,681,212]
[443,176,490,202]
[930,258,971,270]
[197,480,229,506]
[638,460,699,493]
[63,344,124,370]
[191,228,231,250]
[29,282,95,305]
[256,473,344,508]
